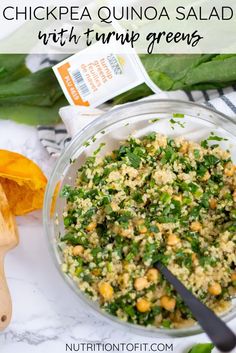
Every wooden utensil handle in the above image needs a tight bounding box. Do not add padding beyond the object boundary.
[0,253,12,331]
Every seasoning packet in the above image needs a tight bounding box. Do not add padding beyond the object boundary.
[53,42,160,107]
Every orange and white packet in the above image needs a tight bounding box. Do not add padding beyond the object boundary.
[53,42,160,108]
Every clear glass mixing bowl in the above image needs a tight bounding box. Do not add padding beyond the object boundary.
[43,99,236,337]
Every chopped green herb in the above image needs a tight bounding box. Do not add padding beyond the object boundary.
[127,152,141,168]
[173,113,184,118]
[188,343,214,353]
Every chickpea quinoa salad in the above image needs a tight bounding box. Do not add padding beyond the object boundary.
[59,132,236,329]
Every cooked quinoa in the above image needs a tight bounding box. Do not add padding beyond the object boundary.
[59,132,236,328]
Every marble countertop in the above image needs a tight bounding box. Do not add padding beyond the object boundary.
[0,120,235,353]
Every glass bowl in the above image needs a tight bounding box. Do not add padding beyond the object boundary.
[43,99,236,338]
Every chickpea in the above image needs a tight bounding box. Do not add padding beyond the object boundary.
[138,225,148,234]
[208,282,222,296]
[167,234,180,246]
[72,245,84,257]
[160,296,176,312]
[98,282,114,301]
[209,198,217,209]
[134,277,148,291]
[224,163,235,177]
[112,224,119,234]
[172,309,182,323]
[231,272,236,282]
[179,142,189,154]
[173,195,182,202]
[191,253,198,263]
[136,219,147,233]
[190,221,202,232]
[86,221,97,232]
[120,226,133,238]
[136,298,151,313]
[146,268,159,283]
[202,171,210,181]
[114,224,133,238]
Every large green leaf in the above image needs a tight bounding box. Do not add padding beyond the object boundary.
[188,343,214,353]
[184,56,236,86]
[0,54,30,83]
[0,67,63,107]
[113,54,236,104]
[0,96,67,125]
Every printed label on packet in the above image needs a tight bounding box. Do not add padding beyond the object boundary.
[53,42,154,107]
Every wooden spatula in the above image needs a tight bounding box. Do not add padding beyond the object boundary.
[0,183,18,330]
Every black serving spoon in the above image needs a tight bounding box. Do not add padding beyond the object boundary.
[155,262,236,352]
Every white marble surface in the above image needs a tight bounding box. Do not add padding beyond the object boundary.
[0,120,235,353]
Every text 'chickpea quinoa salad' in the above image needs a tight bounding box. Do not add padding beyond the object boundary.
[59,131,236,328]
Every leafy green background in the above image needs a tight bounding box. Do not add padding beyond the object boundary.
[113,54,236,104]
[0,54,236,125]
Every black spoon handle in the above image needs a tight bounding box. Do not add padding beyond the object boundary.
[155,262,236,352]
